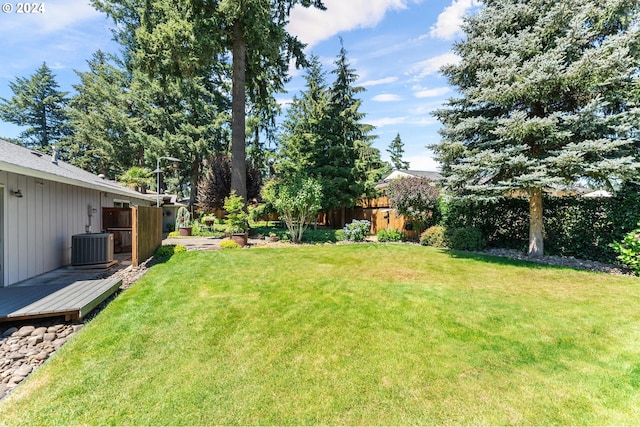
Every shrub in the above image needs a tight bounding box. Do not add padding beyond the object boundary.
[220,239,241,250]
[610,223,640,275]
[154,244,186,259]
[343,219,371,242]
[420,226,448,248]
[223,191,249,234]
[387,177,441,232]
[175,206,191,230]
[335,229,346,241]
[449,227,486,251]
[377,229,403,242]
[261,176,323,243]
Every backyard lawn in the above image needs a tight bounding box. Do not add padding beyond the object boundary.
[1,244,640,425]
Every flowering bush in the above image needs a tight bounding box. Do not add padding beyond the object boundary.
[610,223,640,275]
[343,219,371,242]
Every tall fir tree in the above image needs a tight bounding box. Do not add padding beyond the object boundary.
[432,0,640,257]
[0,62,70,149]
[387,133,409,170]
[95,0,326,203]
[278,43,384,221]
[277,54,330,176]
[63,51,143,177]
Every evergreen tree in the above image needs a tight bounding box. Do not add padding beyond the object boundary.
[277,45,384,221]
[387,133,409,170]
[95,0,326,203]
[62,51,143,177]
[320,40,382,213]
[432,0,640,257]
[277,54,330,176]
[0,62,70,149]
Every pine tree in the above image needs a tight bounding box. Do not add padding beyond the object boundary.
[0,62,70,149]
[387,133,409,170]
[432,0,640,257]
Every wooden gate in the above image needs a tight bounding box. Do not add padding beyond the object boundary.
[132,206,162,267]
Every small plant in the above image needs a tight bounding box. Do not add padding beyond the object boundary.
[448,226,486,251]
[420,226,449,248]
[343,219,371,242]
[220,239,241,249]
[175,206,191,230]
[154,244,186,259]
[377,229,403,242]
[223,191,249,234]
[167,231,180,238]
[610,223,640,275]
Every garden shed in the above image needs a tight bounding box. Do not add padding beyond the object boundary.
[0,139,158,287]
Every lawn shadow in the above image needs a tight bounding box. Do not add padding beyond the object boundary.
[445,248,584,273]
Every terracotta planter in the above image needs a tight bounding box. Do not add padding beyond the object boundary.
[179,227,192,236]
[230,233,248,247]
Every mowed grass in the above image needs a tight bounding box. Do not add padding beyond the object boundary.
[2,244,640,425]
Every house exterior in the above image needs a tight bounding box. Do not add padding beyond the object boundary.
[0,139,155,287]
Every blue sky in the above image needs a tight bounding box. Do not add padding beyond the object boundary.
[0,0,479,171]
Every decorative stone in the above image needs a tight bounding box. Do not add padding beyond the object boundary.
[27,336,43,346]
[6,352,24,361]
[34,352,48,361]
[43,333,56,342]
[72,324,84,333]
[31,327,48,337]
[16,326,35,337]
[47,325,63,333]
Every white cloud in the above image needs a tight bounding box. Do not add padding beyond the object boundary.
[360,76,398,87]
[414,86,451,98]
[0,0,103,34]
[287,0,419,47]
[409,52,460,79]
[373,93,402,102]
[369,116,408,128]
[429,0,480,41]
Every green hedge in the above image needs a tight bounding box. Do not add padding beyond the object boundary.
[442,184,640,263]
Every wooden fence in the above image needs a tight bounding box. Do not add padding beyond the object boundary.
[317,196,419,240]
[132,206,162,267]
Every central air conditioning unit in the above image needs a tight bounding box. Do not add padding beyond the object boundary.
[71,233,114,266]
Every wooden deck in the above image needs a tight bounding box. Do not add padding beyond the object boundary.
[0,278,123,322]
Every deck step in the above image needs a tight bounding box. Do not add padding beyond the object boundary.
[0,278,123,322]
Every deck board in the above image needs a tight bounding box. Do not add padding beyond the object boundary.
[0,278,122,322]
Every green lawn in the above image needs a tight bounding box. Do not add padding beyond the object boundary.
[2,244,640,425]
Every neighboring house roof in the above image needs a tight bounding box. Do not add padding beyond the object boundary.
[375,169,442,190]
[0,139,155,202]
[383,170,442,182]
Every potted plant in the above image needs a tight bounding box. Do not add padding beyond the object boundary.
[223,191,249,246]
[203,215,216,227]
[175,206,192,236]
[267,232,279,242]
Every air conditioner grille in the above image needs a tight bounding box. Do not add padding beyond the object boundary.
[72,233,114,265]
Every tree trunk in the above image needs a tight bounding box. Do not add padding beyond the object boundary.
[231,18,247,203]
[528,187,544,258]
